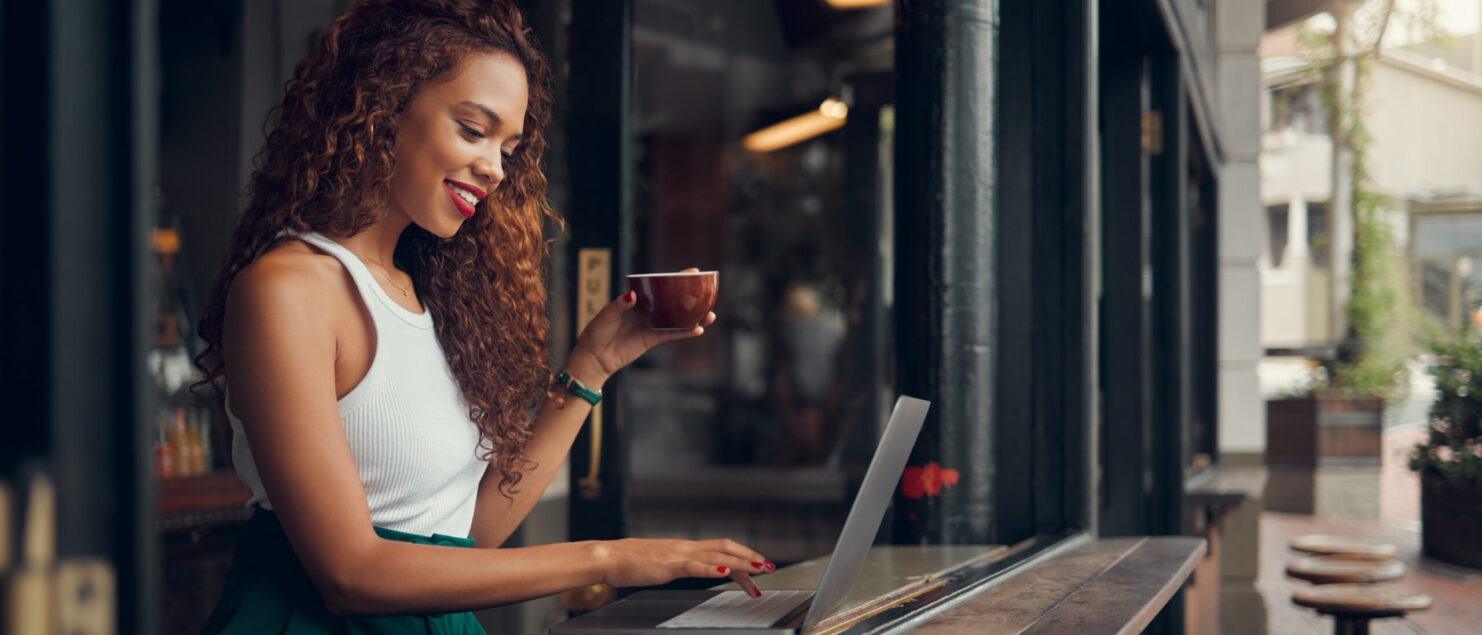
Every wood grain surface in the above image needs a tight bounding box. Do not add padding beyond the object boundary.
[1292,583,1433,618]
[915,536,1206,635]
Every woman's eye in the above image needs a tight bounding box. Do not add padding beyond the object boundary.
[458,123,486,139]
[501,151,515,163]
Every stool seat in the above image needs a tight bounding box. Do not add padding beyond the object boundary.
[1292,584,1431,617]
[1286,556,1405,584]
[1292,584,1431,635]
[1290,534,1398,560]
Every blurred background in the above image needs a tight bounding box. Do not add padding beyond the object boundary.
[2,0,1481,633]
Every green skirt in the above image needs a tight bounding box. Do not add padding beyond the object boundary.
[200,509,486,635]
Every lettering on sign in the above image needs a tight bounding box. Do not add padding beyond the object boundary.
[578,249,611,332]
[575,248,610,500]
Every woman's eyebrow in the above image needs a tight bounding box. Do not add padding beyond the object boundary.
[461,101,524,140]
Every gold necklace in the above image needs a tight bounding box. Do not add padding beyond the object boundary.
[368,261,412,297]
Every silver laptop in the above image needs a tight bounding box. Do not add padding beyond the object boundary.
[550,396,931,634]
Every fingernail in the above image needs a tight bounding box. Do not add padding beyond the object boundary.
[752,587,762,598]
[765,560,775,571]
[717,566,728,574]
[625,291,636,303]
[751,562,763,569]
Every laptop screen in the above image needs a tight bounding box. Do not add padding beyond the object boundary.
[798,396,930,630]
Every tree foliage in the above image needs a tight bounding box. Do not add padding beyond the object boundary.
[1290,0,1450,398]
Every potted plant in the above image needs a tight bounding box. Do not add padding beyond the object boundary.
[1409,333,1482,568]
[1264,352,1389,517]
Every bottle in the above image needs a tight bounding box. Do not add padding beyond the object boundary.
[167,409,192,476]
[155,415,175,478]
[184,416,205,475]
[197,409,215,472]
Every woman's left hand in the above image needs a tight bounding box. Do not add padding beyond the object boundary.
[564,269,715,387]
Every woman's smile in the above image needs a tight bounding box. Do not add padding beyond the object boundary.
[385,51,528,237]
[445,179,486,218]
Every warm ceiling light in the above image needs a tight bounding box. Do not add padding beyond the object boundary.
[742,98,849,153]
[825,0,892,8]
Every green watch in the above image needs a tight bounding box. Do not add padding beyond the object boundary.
[556,369,602,406]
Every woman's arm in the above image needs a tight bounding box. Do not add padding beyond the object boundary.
[468,290,713,547]
[225,260,761,616]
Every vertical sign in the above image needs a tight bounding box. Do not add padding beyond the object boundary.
[576,249,611,499]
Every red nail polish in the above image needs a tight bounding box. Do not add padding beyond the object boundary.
[765,560,775,570]
[751,562,763,569]
[717,566,728,574]
[752,588,762,598]
[626,291,636,303]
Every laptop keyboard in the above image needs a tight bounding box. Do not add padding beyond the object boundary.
[657,590,813,629]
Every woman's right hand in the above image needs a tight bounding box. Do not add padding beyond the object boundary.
[595,538,775,596]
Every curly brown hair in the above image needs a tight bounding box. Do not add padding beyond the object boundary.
[196,0,560,496]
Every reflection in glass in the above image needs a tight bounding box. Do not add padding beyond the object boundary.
[1460,258,1482,332]
[623,0,894,564]
[1266,204,1288,268]
[1421,260,1451,327]
[1307,201,1329,268]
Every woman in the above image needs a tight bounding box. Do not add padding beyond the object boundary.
[195,1,771,632]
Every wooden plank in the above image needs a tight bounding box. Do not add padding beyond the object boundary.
[1021,537,1205,634]
[1185,465,1269,507]
[915,539,1145,634]
[916,537,1205,634]
[714,545,1005,629]
[158,470,251,516]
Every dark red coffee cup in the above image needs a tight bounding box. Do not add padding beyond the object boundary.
[627,271,718,330]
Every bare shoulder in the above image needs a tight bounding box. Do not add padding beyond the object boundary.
[226,239,353,333]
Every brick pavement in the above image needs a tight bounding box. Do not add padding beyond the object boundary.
[1258,425,1482,634]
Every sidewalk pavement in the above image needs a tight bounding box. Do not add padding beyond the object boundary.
[1258,424,1482,634]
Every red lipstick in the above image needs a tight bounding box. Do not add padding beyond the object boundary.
[444,180,486,219]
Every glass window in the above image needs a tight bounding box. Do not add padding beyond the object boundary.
[1307,201,1330,268]
[1268,83,1328,135]
[1266,204,1289,268]
[1420,259,1452,327]
[624,0,894,565]
[1460,257,1482,332]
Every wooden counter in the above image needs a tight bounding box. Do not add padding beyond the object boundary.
[917,537,1205,634]
[709,536,1205,633]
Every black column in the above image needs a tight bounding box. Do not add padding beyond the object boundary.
[993,0,1095,546]
[1149,52,1190,537]
[892,0,997,545]
[567,0,632,543]
[2,1,160,632]
[1097,5,1154,538]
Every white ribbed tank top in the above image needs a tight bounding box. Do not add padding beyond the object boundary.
[227,231,489,538]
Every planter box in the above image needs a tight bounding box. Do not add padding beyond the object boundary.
[1265,393,1383,518]
[1266,393,1384,467]
[1421,472,1482,569]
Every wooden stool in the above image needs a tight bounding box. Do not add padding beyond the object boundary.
[1290,534,1398,561]
[1292,583,1431,635]
[1286,556,1405,585]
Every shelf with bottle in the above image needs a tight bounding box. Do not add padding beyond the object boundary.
[154,405,226,480]
[148,219,251,531]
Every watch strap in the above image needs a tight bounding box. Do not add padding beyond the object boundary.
[556,369,602,406]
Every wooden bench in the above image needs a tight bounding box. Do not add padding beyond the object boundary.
[917,536,1206,634]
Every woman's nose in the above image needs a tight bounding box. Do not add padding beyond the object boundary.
[473,157,504,190]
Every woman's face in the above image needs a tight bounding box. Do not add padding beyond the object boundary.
[387,51,529,238]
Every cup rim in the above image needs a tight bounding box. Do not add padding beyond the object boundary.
[626,271,718,278]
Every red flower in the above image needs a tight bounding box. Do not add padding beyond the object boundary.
[899,461,960,499]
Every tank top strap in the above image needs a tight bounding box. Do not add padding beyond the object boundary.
[292,230,434,329]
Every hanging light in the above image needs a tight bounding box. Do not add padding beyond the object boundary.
[742,98,849,153]
[824,0,892,8]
